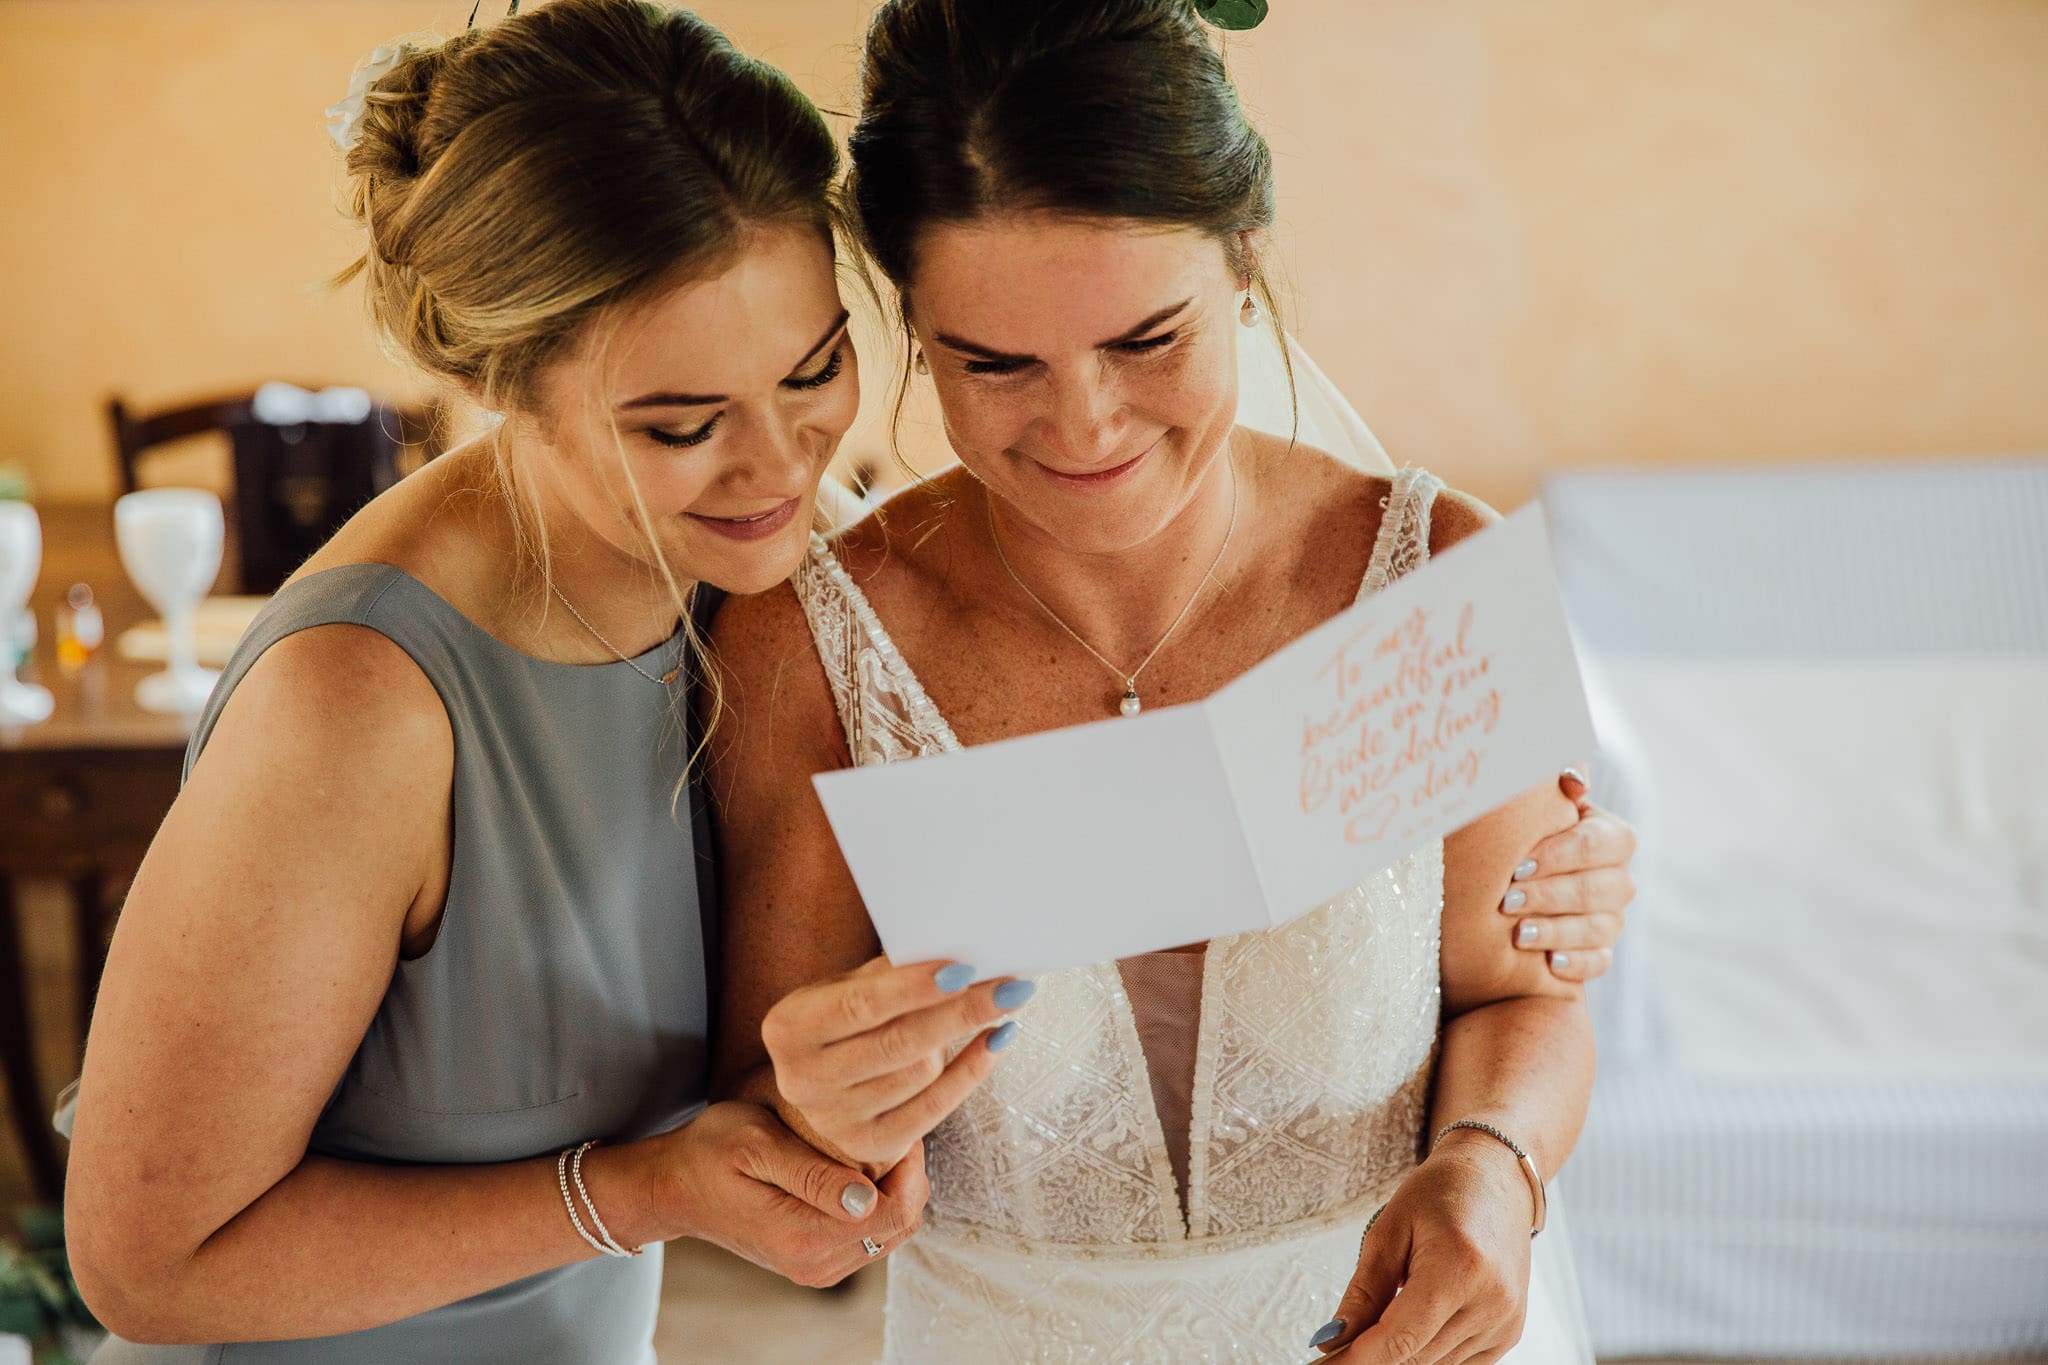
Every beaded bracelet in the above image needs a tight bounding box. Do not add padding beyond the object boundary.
[1432,1119,1547,1238]
[557,1140,642,1258]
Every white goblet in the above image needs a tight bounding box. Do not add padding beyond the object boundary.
[0,501,54,724]
[115,488,225,714]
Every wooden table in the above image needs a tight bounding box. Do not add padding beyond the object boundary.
[1,503,195,1203]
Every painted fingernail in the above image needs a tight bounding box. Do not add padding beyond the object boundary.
[1309,1318,1346,1348]
[1501,888,1527,913]
[992,979,1037,1010]
[1517,920,1540,948]
[1512,859,1539,882]
[1562,766,1589,789]
[934,963,976,993]
[1551,952,1571,972]
[986,1020,1020,1052]
[841,1183,875,1218]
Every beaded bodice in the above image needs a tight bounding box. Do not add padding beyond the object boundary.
[793,469,1456,1361]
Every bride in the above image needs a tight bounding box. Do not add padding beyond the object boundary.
[711,1,1604,1359]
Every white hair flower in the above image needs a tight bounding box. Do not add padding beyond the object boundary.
[325,40,414,152]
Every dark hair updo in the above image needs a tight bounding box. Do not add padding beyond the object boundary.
[846,0,1277,292]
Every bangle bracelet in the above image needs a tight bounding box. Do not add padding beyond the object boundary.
[557,1141,641,1258]
[1432,1120,1546,1238]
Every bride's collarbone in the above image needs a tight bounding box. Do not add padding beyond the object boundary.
[912,614,1286,743]
[851,487,1377,738]
[901,579,1361,742]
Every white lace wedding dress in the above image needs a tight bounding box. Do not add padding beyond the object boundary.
[796,466,1594,1364]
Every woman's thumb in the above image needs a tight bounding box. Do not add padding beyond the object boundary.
[744,1121,879,1222]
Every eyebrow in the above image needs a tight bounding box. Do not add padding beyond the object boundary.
[931,298,1194,364]
[616,310,852,410]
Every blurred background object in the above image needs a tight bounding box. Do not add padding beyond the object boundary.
[1,1,2044,1361]
[53,586,103,675]
[110,489,224,715]
[1549,457,2048,1357]
[3,1,2044,513]
[108,384,441,594]
[0,506,54,726]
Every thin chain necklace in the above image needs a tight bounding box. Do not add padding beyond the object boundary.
[986,461,1240,717]
[548,581,682,687]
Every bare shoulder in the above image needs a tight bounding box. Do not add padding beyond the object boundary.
[294,441,513,612]
[1234,427,1393,582]
[135,620,454,1003]
[1235,425,1388,497]
[1428,484,1502,556]
[824,470,975,593]
[1237,421,1498,560]
[704,571,848,798]
[193,620,451,801]
[707,571,824,700]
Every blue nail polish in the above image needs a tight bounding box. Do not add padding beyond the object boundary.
[1309,1317,1346,1348]
[1501,888,1526,913]
[1513,859,1539,881]
[1517,920,1539,948]
[986,1021,1020,1052]
[935,963,975,993]
[992,979,1037,1010]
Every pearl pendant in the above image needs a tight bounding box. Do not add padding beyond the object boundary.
[1119,686,1142,717]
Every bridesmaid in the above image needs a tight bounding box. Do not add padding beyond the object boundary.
[62,5,920,1361]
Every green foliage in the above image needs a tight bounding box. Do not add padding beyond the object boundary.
[1195,0,1269,31]
[0,1210,99,1364]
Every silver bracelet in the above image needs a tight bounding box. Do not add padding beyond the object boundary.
[1432,1120,1547,1238]
[557,1141,641,1258]
[571,1141,642,1258]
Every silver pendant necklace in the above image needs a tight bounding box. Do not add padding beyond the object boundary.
[987,462,1240,717]
[548,581,683,687]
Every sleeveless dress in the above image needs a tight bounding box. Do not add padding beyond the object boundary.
[794,469,1594,1363]
[85,563,715,1365]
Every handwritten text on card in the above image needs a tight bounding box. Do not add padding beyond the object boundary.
[1299,601,1502,846]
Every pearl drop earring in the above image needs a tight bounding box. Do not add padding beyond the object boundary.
[913,348,930,375]
[1239,286,1261,328]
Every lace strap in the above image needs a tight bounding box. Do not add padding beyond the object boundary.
[791,533,960,763]
[792,535,866,758]
[1359,467,1444,601]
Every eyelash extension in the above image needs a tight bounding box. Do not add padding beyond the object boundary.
[643,345,844,448]
[961,332,1178,377]
[785,346,845,391]
[647,413,722,449]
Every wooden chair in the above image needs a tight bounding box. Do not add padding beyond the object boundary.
[107,387,443,593]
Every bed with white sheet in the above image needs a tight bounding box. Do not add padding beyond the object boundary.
[1543,458,2048,1357]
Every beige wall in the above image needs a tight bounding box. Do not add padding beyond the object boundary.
[4,0,2043,512]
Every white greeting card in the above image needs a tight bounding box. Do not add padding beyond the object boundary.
[812,505,1593,978]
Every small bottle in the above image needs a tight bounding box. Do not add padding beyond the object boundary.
[57,583,103,671]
